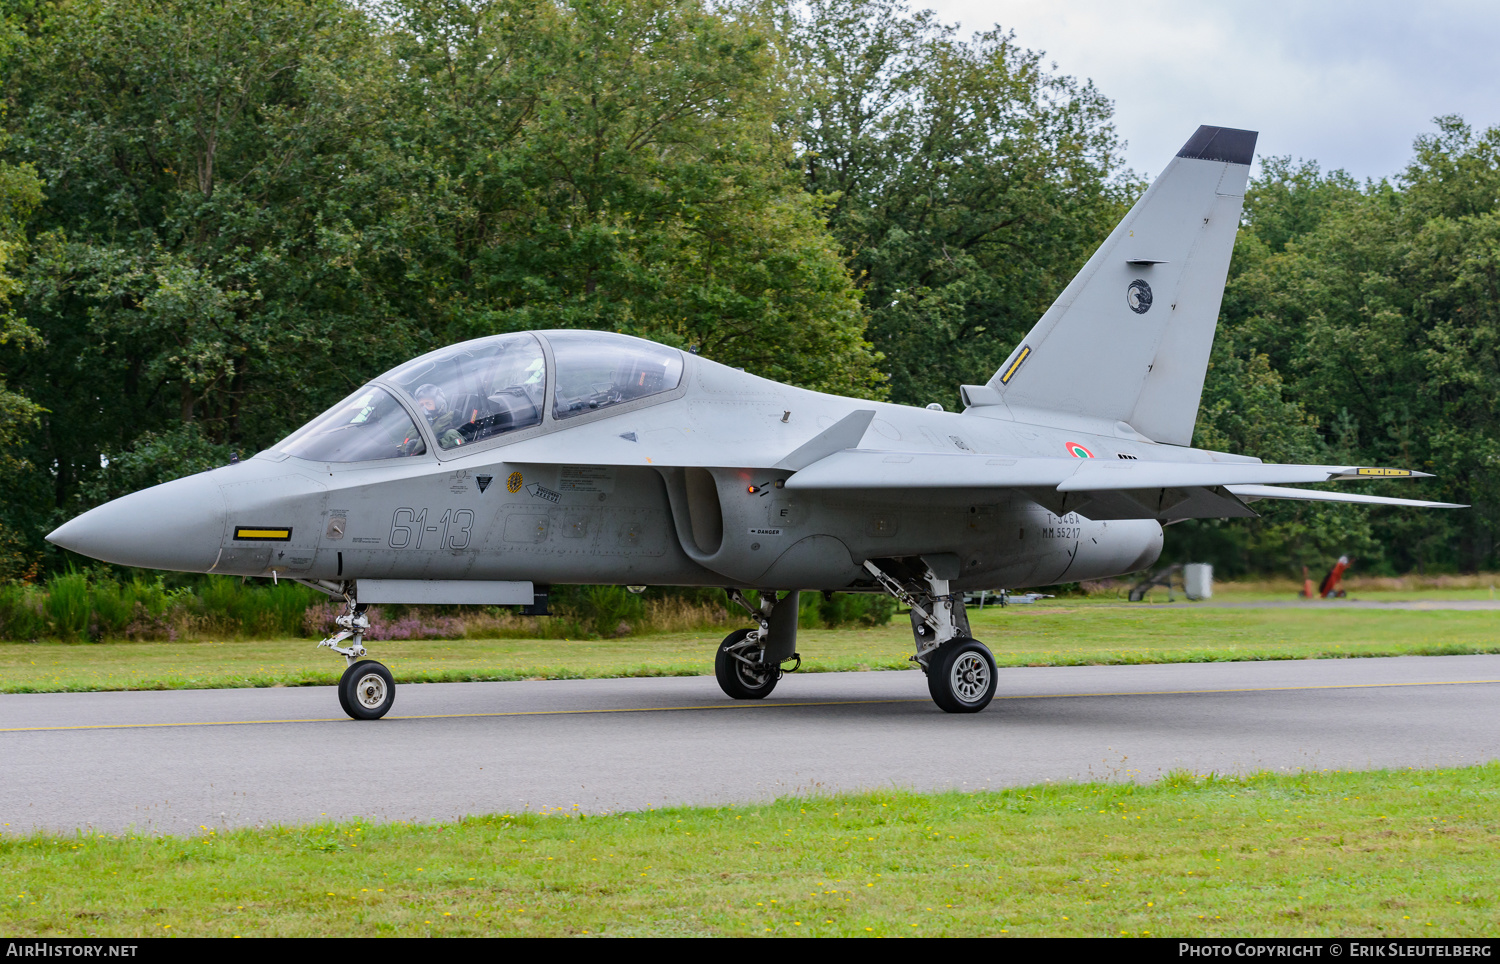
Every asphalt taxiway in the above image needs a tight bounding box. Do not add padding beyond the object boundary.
[2,655,1498,833]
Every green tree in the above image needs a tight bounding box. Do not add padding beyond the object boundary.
[4,0,408,525]
[1168,334,1379,578]
[378,0,882,394]
[1204,118,1500,573]
[780,0,1134,406]
[2,0,887,573]
[0,150,40,464]
[0,147,43,579]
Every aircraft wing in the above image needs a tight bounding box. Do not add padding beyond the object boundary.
[783,451,1430,491]
[782,452,1453,521]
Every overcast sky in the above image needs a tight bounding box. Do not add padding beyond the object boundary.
[918,0,1500,183]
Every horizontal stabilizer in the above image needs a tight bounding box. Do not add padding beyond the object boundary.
[1225,485,1466,509]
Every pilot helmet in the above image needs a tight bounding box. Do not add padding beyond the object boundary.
[413,383,447,417]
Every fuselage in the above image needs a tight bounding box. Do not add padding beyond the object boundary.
[46,329,1271,593]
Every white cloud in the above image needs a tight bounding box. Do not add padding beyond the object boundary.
[920,0,1500,181]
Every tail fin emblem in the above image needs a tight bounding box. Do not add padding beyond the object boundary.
[1127,280,1153,314]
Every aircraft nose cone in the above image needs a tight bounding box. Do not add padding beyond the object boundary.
[47,472,227,573]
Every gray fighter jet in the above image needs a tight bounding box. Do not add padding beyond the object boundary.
[47,126,1463,719]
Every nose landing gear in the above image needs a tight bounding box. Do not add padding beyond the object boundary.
[317,585,395,720]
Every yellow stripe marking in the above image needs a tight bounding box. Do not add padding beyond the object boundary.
[235,528,291,539]
[1000,345,1031,384]
[2,678,1496,734]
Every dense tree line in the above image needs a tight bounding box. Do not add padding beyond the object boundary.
[780,0,1131,406]
[0,0,892,576]
[1173,118,1500,576]
[0,0,1496,580]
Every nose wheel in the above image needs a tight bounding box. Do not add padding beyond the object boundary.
[339,660,395,720]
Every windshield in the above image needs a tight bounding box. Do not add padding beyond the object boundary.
[384,333,546,449]
[276,386,426,461]
[550,330,684,419]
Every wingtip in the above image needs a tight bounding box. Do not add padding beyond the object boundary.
[1177,125,1258,165]
[1328,467,1434,481]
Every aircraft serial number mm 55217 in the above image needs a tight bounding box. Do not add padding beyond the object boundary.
[49,125,1463,720]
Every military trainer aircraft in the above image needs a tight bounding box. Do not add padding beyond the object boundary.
[48,126,1463,719]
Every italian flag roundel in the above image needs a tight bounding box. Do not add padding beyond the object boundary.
[1065,442,1095,458]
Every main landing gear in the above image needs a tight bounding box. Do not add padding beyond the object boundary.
[316,585,396,720]
[863,558,997,713]
[713,570,996,714]
[714,589,802,700]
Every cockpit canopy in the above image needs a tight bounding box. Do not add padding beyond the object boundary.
[387,332,547,449]
[275,385,428,462]
[549,330,685,419]
[274,331,684,462]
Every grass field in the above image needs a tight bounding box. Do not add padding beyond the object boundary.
[3,596,1498,693]
[3,765,1497,937]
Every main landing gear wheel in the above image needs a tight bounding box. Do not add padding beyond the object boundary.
[927,638,996,714]
[715,628,778,700]
[339,660,395,720]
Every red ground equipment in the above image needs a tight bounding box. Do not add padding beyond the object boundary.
[1318,556,1350,598]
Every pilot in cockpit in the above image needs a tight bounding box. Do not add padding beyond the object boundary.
[413,383,466,449]
[490,353,546,396]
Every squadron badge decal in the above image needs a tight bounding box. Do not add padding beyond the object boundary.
[1127,279,1153,314]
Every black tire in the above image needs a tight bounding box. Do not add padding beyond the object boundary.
[339,660,395,720]
[337,666,355,717]
[926,638,996,714]
[715,629,778,700]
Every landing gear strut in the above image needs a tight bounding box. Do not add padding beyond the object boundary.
[317,585,395,720]
[863,559,997,713]
[715,589,802,700]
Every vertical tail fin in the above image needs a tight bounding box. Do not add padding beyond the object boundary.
[979,125,1257,445]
